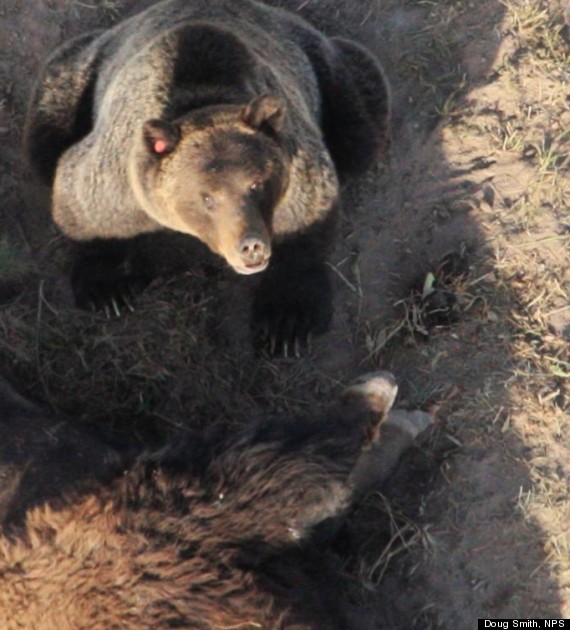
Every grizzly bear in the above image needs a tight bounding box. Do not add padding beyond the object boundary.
[0,373,431,629]
[25,0,390,355]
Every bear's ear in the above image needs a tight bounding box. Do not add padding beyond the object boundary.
[143,119,180,156]
[241,95,286,135]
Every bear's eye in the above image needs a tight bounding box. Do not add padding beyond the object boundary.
[249,181,262,193]
[202,193,215,208]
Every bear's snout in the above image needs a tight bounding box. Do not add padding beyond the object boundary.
[237,234,271,273]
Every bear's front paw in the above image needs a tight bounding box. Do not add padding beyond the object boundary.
[71,253,150,317]
[252,263,332,357]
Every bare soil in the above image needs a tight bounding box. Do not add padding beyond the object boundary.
[0,1,569,628]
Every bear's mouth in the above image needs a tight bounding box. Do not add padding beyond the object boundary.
[232,259,270,275]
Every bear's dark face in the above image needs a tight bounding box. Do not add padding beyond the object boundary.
[141,96,291,275]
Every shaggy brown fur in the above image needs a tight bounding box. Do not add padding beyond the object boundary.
[0,374,431,629]
[24,0,391,354]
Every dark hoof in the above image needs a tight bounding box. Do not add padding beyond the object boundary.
[342,371,398,416]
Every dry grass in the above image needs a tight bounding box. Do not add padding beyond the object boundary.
[69,0,122,21]
[452,0,569,613]
[358,492,435,587]
[351,0,570,615]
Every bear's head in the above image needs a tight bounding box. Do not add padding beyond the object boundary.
[136,95,291,275]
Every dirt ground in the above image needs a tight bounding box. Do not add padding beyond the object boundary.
[0,0,569,628]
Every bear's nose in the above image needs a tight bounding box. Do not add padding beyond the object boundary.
[239,235,270,267]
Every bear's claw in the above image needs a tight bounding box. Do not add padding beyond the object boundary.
[252,261,332,357]
[72,251,149,317]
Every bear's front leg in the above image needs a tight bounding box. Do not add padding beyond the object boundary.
[251,230,334,357]
[71,238,151,316]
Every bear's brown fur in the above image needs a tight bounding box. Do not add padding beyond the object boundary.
[25,0,390,354]
[0,374,432,629]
